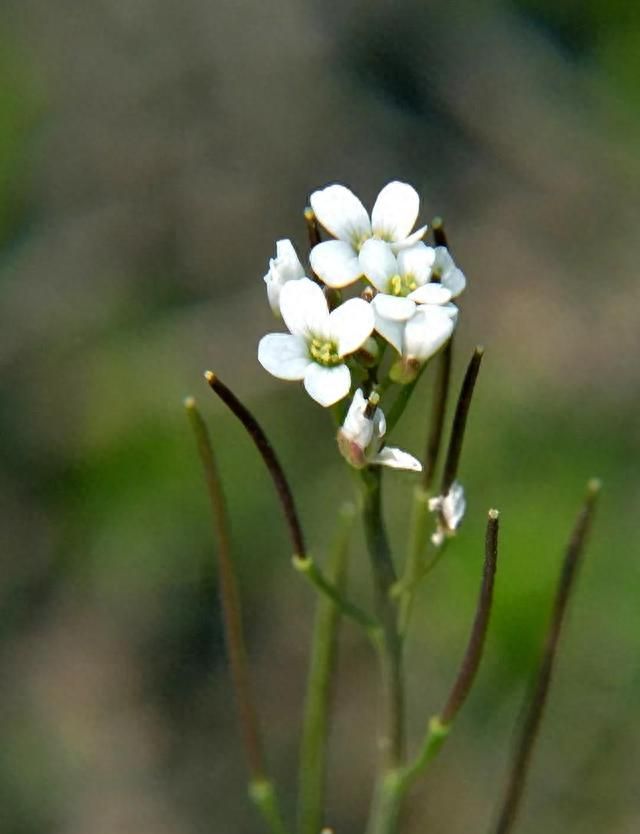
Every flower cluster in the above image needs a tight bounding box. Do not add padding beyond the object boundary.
[258,180,467,472]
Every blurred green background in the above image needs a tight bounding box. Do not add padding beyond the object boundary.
[0,1,638,832]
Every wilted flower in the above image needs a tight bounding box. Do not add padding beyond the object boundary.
[309,181,427,288]
[264,239,306,316]
[337,389,422,471]
[429,481,466,545]
[258,278,374,407]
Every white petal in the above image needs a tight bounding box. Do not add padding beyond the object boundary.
[303,362,351,407]
[310,240,362,288]
[391,225,428,251]
[341,388,374,448]
[433,246,455,275]
[442,266,466,298]
[442,481,466,530]
[403,307,454,361]
[328,298,374,356]
[374,314,405,353]
[280,277,328,338]
[409,284,452,305]
[358,238,398,291]
[372,293,415,322]
[397,243,436,287]
[342,388,368,435]
[274,239,306,280]
[310,184,371,245]
[371,181,420,242]
[258,333,311,380]
[436,302,459,321]
[371,446,423,472]
[265,279,283,316]
[264,239,307,314]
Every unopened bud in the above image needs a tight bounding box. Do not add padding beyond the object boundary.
[337,388,385,469]
[337,429,369,469]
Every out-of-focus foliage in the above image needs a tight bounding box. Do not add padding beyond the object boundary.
[515,0,640,137]
[0,42,39,243]
[0,2,638,834]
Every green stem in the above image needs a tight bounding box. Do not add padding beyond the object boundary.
[366,770,405,834]
[293,553,381,640]
[397,486,431,636]
[375,509,501,826]
[365,718,450,834]
[360,468,405,768]
[250,780,291,834]
[297,503,356,834]
[384,365,426,437]
[393,537,449,605]
[398,717,451,793]
[360,468,406,834]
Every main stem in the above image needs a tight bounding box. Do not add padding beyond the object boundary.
[361,468,405,834]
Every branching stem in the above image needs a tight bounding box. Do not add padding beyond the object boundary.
[293,553,381,640]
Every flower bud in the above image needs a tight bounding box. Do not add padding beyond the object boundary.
[337,389,384,468]
[263,239,306,316]
[337,388,422,472]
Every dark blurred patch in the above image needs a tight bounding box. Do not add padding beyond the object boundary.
[344,18,435,117]
[513,0,598,59]
[140,570,223,718]
[0,41,41,251]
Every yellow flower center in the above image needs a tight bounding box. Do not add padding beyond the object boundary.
[388,273,417,297]
[309,338,342,366]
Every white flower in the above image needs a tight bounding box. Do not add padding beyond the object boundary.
[258,278,374,407]
[387,304,456,384]
[403,305,456,361]
[428,481,466,545]
[337,389,422,471]
[432,246,466,298]
[263,239,306,316]
[309,181,428,288]
[359,239,454,352]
